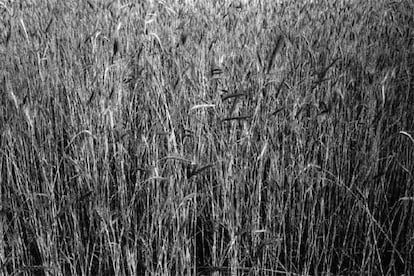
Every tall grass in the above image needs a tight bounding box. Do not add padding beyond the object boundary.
[1,0,413,275]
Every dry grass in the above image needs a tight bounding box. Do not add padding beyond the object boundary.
[1,0,413,275]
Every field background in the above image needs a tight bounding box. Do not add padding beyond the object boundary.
[1,0,413,275]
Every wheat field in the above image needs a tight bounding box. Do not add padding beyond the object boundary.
[0,0,413,275]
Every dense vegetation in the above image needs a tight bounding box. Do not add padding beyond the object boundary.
[1,0,413,275]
